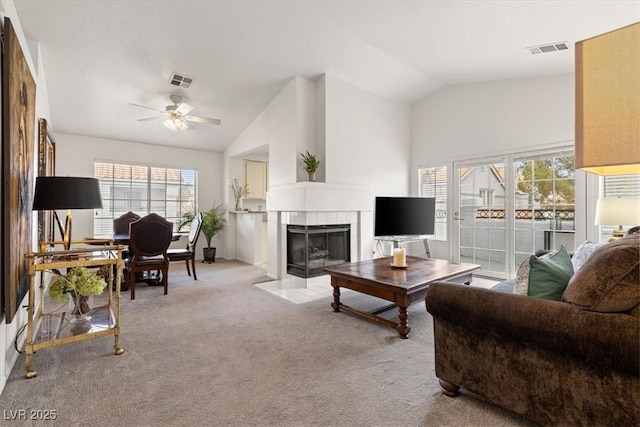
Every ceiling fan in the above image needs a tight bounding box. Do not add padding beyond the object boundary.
[131,95,221,131]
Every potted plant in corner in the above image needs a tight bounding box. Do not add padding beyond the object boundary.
[300,151,320,182]
[201,203,227,263]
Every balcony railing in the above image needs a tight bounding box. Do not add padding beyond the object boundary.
[475,208,574,221]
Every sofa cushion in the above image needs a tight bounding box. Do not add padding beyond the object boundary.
[562,234,640,315]
[571,240,604,272]
[514,250,553,295]
[514,246,573,300]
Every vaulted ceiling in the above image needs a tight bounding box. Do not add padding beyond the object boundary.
[13,1,639,152]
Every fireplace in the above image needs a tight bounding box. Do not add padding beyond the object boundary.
[287,224,351,278]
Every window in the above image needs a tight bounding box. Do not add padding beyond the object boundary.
[94,162,197,237]
[513,151,575,261]
[599,173,640,242]
[419,166,447,240]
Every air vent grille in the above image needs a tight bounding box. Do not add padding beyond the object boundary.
[169,72,193,88]
[526,42,570,55]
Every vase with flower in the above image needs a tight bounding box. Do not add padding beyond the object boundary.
[230,177,250,211]
[49,266,108,323]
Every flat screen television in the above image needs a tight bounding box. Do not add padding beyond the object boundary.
[374,196,436,237]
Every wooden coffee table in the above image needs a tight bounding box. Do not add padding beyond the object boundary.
[323,256,480,338]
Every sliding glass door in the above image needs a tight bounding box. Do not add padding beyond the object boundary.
[453,157,509,279]
[453,149,575,279]
[513,151,575,269]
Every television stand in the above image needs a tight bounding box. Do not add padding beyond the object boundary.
[375,235,432,258]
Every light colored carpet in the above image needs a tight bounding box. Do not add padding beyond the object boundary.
[0,260,535,426]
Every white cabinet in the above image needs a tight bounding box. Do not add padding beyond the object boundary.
[234,212,267,265]
[245,160,268,199]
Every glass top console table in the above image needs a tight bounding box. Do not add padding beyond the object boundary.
[24,240,125,379]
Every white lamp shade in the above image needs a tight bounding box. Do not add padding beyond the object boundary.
[575,23,640,176]
[594,197,640,226]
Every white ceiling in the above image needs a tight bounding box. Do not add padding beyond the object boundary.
[13,1,640,153]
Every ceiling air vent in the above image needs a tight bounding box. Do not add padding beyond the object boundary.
[526,42,570,55]
[169,72,193,88]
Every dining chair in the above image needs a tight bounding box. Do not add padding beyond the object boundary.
[125,213,173,300]
[113,211,141,234]
[113,211,141,268]
[167,212,203,280]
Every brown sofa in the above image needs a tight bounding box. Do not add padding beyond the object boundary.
[425,234,639,426]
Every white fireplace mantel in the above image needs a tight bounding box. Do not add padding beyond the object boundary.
[266,181,372,213]
[265,181,373,281]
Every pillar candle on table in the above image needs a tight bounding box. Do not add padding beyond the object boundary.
[393,248,406,266]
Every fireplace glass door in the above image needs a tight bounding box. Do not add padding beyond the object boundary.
[287,224,350,278]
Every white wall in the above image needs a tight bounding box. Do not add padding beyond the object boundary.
[315,75,327,183]
[296,77,317,182]
[324,75,411,197]
[410,74,581,256]
[224,74,411,276]
[224,76,317,275]
[54,133,225,255]
[0,0,51,395]
[225,77,301,186]
[411,74,575,182]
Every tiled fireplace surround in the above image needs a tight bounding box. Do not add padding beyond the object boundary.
[267,182,373,289]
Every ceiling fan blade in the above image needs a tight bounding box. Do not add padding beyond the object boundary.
[175,102,194,115]
[184,115,222,125]
[137,116,165,122]
[130,103,164,113]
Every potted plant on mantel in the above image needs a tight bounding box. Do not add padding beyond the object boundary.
[202,203,227,263]
[300,151,320,182]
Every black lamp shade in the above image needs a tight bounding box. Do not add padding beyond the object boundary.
[32,177,103,210]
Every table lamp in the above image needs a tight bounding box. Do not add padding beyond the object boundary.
[32,177,103,250]
[594,197,640,242]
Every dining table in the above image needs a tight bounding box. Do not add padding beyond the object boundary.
[112,233,181,245]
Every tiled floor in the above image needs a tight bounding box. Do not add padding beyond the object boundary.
[255,275,332,304]
[255,271,501,303]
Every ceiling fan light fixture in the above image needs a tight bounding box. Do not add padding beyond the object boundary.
[163,117,188,131]
[133,95,220,130]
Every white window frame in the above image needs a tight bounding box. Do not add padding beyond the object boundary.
[418,165,447,241]
[94,161,197,237]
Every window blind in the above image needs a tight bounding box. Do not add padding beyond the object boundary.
[94,162,197,237]
[599,173,640,241]
[419,166,447,240]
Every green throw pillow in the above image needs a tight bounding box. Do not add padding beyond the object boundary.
[527,246,574,301]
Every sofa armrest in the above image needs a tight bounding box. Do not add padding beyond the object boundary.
[426,282,639,374]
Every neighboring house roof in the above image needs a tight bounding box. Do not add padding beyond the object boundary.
[491,166,506,186]
[459,166,506,189]
[459,167,472,181]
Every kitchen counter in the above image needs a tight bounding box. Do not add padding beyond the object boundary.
[231,210,266,214]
